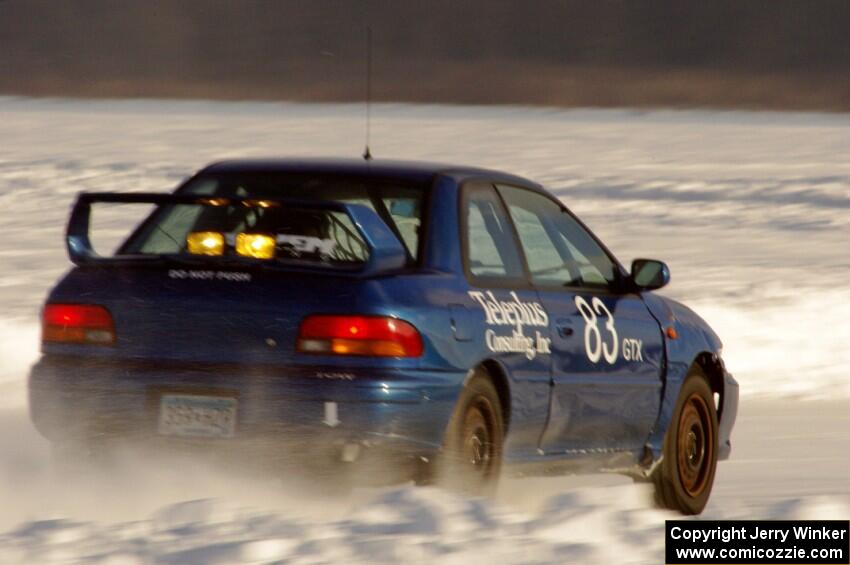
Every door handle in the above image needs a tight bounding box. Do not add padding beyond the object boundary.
[555,320,575,338]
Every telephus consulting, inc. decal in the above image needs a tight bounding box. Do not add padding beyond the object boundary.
[468,290,552,360]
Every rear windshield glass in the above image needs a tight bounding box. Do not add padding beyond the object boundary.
[121,172,427,266]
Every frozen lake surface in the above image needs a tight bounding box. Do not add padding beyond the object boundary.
[0,97,848,563]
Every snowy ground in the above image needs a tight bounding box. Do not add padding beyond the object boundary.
[0,97,848,563]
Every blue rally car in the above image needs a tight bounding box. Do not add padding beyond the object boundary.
[30,159,737,514]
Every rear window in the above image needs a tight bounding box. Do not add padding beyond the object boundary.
[120,173,426,266]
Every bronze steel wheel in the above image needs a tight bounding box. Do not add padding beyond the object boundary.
[437,369,504,495]
[653,369,718,514]
[677,393,714,498]
[461,398,497,478]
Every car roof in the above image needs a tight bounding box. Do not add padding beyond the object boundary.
[199,158,542,189]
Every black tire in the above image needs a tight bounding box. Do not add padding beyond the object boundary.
[436,368,505,496]
[652,368,718,514]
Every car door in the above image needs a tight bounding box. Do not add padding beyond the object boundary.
[496,184,664,453]
[459,181,553,459]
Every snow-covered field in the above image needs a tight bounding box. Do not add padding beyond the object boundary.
[0,97,848,563]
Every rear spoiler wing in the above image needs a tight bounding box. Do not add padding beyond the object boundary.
[66,192,408,275]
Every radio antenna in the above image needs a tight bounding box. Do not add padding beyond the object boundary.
[362,26,373,161]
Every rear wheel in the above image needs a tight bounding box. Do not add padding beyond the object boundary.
[436,369,504,495]
[652,369,718,514]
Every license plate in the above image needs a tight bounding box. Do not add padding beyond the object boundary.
[158,394,237,439]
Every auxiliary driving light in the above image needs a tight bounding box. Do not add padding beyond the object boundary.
[242,199,278,209]
[197,197,230,207]
[187,231,224,256]
[236,233,276,259]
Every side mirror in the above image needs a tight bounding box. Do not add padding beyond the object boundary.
[630,258,670,291]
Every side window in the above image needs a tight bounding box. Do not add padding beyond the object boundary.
[506,204,571,284]
[383,196,420,258]
[497,185,619,289]
[463,183,525,281]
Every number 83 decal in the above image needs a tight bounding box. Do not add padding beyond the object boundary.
[574,296,618,364]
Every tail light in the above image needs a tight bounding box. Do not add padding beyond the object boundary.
[297,315,423,358]
[42,304,115,345]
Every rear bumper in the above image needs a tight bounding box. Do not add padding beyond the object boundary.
[717,370,738,461]
[29,355,465,467]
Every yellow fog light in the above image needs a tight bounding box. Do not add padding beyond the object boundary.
[187,232,224,256]
[236,233,276,259]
